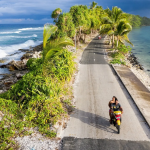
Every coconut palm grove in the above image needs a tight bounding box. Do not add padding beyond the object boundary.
[1,1,150,149]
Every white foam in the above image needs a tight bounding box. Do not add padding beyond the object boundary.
[18,27,43,31]
[0,51,7,58]
[7,34,38,38]
[0,31,21,34]
[0,40,42,59]
[0,34,38,42]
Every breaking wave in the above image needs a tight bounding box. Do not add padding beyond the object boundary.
[0,40,42,59]
[0,31,21,34]
[18,27,43,31]
[8,34,38,38]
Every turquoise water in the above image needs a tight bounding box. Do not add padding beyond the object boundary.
[128,26,150,75]
[0,25,150,77]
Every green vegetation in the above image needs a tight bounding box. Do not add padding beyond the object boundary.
[51,8,62,23]
[110,44,131,65]
[55,12,75,38]
[1,2,150,149]
[0,25,75,149]
[115,19,133,47]
[51,3,105,43]
[99,6,133,64]
[141,17,150,26]
[128,14,150,27]
[100,7,129,48]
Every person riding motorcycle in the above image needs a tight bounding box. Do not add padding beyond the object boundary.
[108,96,116,123]
[110,98,123,123]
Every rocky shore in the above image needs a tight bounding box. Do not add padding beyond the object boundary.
[107,51,150,91]
[125,53,150,91]
[0,44,43,94]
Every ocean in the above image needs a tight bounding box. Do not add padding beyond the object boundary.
[0,24,150,78]
[0,24,43,78]
[128,26,150,76]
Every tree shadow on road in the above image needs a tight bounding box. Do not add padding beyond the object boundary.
[70,108,117,134]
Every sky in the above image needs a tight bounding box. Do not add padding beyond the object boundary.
[0,0,150,24]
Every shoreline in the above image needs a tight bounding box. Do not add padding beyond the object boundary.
[107,50,150,91]
[125,53,150,91]
[0,43,43,94]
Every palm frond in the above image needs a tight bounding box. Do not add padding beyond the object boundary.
[107,30,114,35]
[124,35,134,46]
[43,24,57,49]
[101,15,113,24]
[53,36,74,47]
[45,47,62,61]
[100,24,112,30]
[43,36,74,61]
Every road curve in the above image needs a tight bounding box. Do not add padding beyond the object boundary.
[62,36,150,149]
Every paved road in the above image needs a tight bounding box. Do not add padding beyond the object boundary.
[62,37,150,149]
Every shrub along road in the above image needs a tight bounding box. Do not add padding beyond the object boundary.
[61,36,150,149]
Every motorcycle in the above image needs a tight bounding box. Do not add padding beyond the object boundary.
[111,111,121,134]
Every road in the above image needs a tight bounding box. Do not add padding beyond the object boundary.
[62,36,150,149]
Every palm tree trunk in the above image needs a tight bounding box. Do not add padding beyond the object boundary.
[112,34,114,48]
[79,27,82,37]
[117,36,119,47]
[84,34,86,43]
[109,36,112,45]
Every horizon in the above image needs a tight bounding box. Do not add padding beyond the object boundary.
[0,0,150,24]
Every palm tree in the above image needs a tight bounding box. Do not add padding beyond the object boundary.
[90,1,98,9]
[100,7,127,48]
[43,24,74,61]
[115,19,133,47]
[51,8,62,23]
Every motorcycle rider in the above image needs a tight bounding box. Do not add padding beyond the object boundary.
[110,98,123,123]
[108,96,116,123]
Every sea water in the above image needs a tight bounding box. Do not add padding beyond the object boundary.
[0,25,150,77]
[128,26,150,75]
[0,24,43,78]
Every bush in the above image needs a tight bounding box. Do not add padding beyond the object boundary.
[110,58,126,65]
[0,49,75,149]
[109,44,131,65]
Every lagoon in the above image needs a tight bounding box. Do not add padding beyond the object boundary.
[129,26,150,76]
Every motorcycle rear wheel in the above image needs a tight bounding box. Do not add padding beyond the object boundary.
[117,125,120,134]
